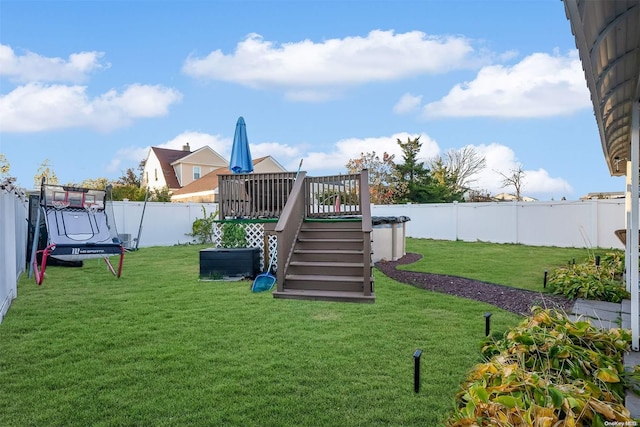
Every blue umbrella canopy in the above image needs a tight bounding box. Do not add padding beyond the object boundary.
[229,116,254,174]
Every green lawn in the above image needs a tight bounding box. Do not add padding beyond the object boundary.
[0,244,524,427]
[401,238,612,292]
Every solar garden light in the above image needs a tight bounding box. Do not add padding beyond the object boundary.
[484,312,492,336]
[595,255,601,268]
[413,349,422,393]
[543,270,548,288]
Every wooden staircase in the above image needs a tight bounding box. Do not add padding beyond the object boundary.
[273,219,375,303]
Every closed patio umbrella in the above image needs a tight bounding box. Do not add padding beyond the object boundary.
[229,116,254,174]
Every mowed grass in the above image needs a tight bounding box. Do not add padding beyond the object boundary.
[0,245,522,427]
[401,238,612,292]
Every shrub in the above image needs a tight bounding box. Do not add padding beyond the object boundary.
[446,307,634,426]
[187,206,218,244]
[548,251,629,302]
[220,222,247,248]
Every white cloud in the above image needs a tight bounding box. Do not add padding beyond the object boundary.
[0,83,182,132]
[107,147,150,174]
[113,129,572,199]
[302,132,439,173]
[251,142,302,162]
[0,44,108,83]
[472,143,572,197]
[291,135,571,199]
[422,50,591,118]
[183,30,483,99]
[95,84,183,119]
[107,131,230,175]
[105,158,125,175]
[159,131,230,155]
[393,93,423,114]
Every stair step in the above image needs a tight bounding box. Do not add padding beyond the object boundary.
[294,249,363,254]
[300,226,362,233]
[298,238,363,243]
[286,274,363,282]
[292,249,365,263]
[284,274,364,292]
[273,289,375,303]
[290,261,363,268]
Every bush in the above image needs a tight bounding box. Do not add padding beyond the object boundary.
[446,307,634,426]
[220,222,247,248]
[548,251,629,302]
[187,206,218,244]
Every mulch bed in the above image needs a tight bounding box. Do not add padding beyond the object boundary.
[375,253,575,316]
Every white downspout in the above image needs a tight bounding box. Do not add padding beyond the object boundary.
[631,101,639,351]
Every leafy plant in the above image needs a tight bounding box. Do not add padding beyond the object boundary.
[548,251,629,302]
[220,221,247,248]
[447,307,634,426]
[187,206,218,244]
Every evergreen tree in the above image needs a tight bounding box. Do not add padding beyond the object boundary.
[394,136,449,203]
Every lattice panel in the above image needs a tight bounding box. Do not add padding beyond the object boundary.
[212,223,277,271]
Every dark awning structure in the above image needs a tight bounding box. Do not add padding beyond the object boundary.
[564,0,640,350]
[564,0,640,175]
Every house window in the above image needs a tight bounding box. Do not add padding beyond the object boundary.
[193,166,201,180]
[154,168,158,181]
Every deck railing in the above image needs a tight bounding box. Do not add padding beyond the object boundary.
[305,173,362,218]
[273,172,308,291]
[218,171,365,220]
[219,170,370,293]
[218,172,298,219]
[359,170,373,296]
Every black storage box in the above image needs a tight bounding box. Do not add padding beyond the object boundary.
[199,247,261,280]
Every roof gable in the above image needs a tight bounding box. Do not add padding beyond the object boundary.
[170,146,228,168]
[150,147,191,189]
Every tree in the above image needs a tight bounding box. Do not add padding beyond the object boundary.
[77,177,111,189]
[497,164,526,201]
[34,159,59,188]
[118,167,141,187]
[0,154,10,175]
[394,136,429,202]
[429,146,486,195]
[107,165,148,201]
[394,136,460,203]
[346,151,399,204]
[111,185,147,201]
[150,186,172,202]
[466,188,493,202]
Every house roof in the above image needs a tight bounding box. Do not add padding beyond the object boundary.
[171,156,272,196]
[172,166,228,196]
[150,147,191,189]
[169,146,228,168]
[564,0,640,176]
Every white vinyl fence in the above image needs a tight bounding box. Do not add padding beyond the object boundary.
[371,199,626,250]
[111,201,218,248]
[113,199,626,250]
[0,190,28,324]
[0,198,626,325]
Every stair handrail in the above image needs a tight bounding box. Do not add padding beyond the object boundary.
[274,171,308,292]
[360,169,373,296]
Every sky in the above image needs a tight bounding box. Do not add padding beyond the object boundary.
[0,0,627,200]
